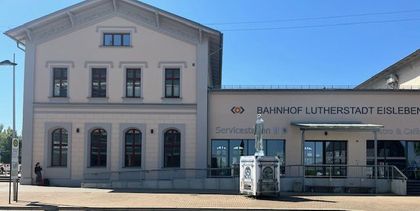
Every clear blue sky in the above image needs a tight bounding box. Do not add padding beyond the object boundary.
[0,0,419,135]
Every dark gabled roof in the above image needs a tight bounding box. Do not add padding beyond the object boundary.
[356,49,420,89]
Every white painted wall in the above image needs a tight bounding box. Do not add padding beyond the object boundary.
[33,108,197,183]
[35,16,197,103]
[29,15,202,185]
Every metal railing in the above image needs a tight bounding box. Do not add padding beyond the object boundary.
[217,85,357,90]
[211,85,420,90]
[84,168,240,181]
[283,164,407,180]
[83,165,407,181]
[402,167,419,180]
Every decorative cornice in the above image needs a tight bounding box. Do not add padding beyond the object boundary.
[84,61,114,68]
[34,102,197,110]
[96,26,137,33]
[45,61,75,68]
[158,61,188,68]
[119,61,148,68]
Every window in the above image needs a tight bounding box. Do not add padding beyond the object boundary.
[103,33,131,47]
[126,69,141,98]
[366,140,407,171]
[304,141,347,177]
[163,129,181,168]
[91,68,107,98]
[210,139,285,176]
[90,129,107,167]
[51,128,68,167]
[125,129,142,167]
[164,68,180,98]
[52,68,68,97]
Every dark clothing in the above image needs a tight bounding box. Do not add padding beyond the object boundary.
[35,165,43,185]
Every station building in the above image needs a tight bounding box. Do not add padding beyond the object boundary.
[5,0,420,194]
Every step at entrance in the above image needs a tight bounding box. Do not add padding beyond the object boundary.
[407,180,420,195]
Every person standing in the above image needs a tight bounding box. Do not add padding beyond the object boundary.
[34,162,43,185]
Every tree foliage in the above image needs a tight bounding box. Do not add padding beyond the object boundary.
[0,124,20,164]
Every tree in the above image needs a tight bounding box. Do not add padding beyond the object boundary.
[0,124,17,164]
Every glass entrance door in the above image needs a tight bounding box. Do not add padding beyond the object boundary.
[407,142,420,179]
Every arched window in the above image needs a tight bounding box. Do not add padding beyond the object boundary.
[125,129,142,167]
[90,129,107,167]
[51,128,68,167]
[164,129,181,168]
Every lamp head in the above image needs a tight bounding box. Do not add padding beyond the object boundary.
[0,60,17,66]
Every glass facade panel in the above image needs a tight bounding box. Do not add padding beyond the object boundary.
[407,142,420,179]
[163,129,181,168]
[210,140,229,176]
[90,129,107,167]
[51,128,68,167]
[113,34,122,46]
[305,141,347,177]
[210,139,285,176]
[366,140,407,171]
[52,68,67,97]
[125,129,142,167]
[164,68,180,98]
[91,68,106,98]
[126,69,141,98]
[103,34,113,46]
[103,33,130,46]
[123,34,131,46]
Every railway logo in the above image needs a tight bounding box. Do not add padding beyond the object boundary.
[231,106,245,114]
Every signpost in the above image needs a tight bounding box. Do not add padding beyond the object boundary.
[11,138,19,202]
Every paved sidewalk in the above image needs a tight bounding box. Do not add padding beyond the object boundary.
[0,183,419,210]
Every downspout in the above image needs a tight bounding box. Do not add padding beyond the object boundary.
[17,41,26,52]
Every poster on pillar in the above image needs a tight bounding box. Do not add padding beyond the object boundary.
[11,138,19,180]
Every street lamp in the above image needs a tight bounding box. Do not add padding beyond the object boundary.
[0,54,17,204]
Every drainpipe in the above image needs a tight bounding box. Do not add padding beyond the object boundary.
[374,131,378,194]
[301,130,305,192]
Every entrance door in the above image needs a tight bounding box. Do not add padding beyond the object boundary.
[366,140,407,178]
[407,142,420,180]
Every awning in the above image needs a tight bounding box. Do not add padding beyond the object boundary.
[291,122,384,131]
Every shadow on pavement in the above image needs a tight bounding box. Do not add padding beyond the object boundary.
[108,188,239,195]
[251,195,336,203]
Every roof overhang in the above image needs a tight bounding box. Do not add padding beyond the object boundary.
[291,122,384,132]
[356,49,420,89]
[4,0,223,87]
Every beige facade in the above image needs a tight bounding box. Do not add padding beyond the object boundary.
[5,0,420,192]
[209,90,420,167]
[6,0,222,186]
[35,16,198,104]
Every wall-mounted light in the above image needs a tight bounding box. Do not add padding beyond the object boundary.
[324,131,328,136]
[151,129,154,134]
[76,128,80,133]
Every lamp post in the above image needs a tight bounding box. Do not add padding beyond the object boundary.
[0,54,18,204]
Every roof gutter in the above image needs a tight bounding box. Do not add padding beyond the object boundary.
[3,32,25,52]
